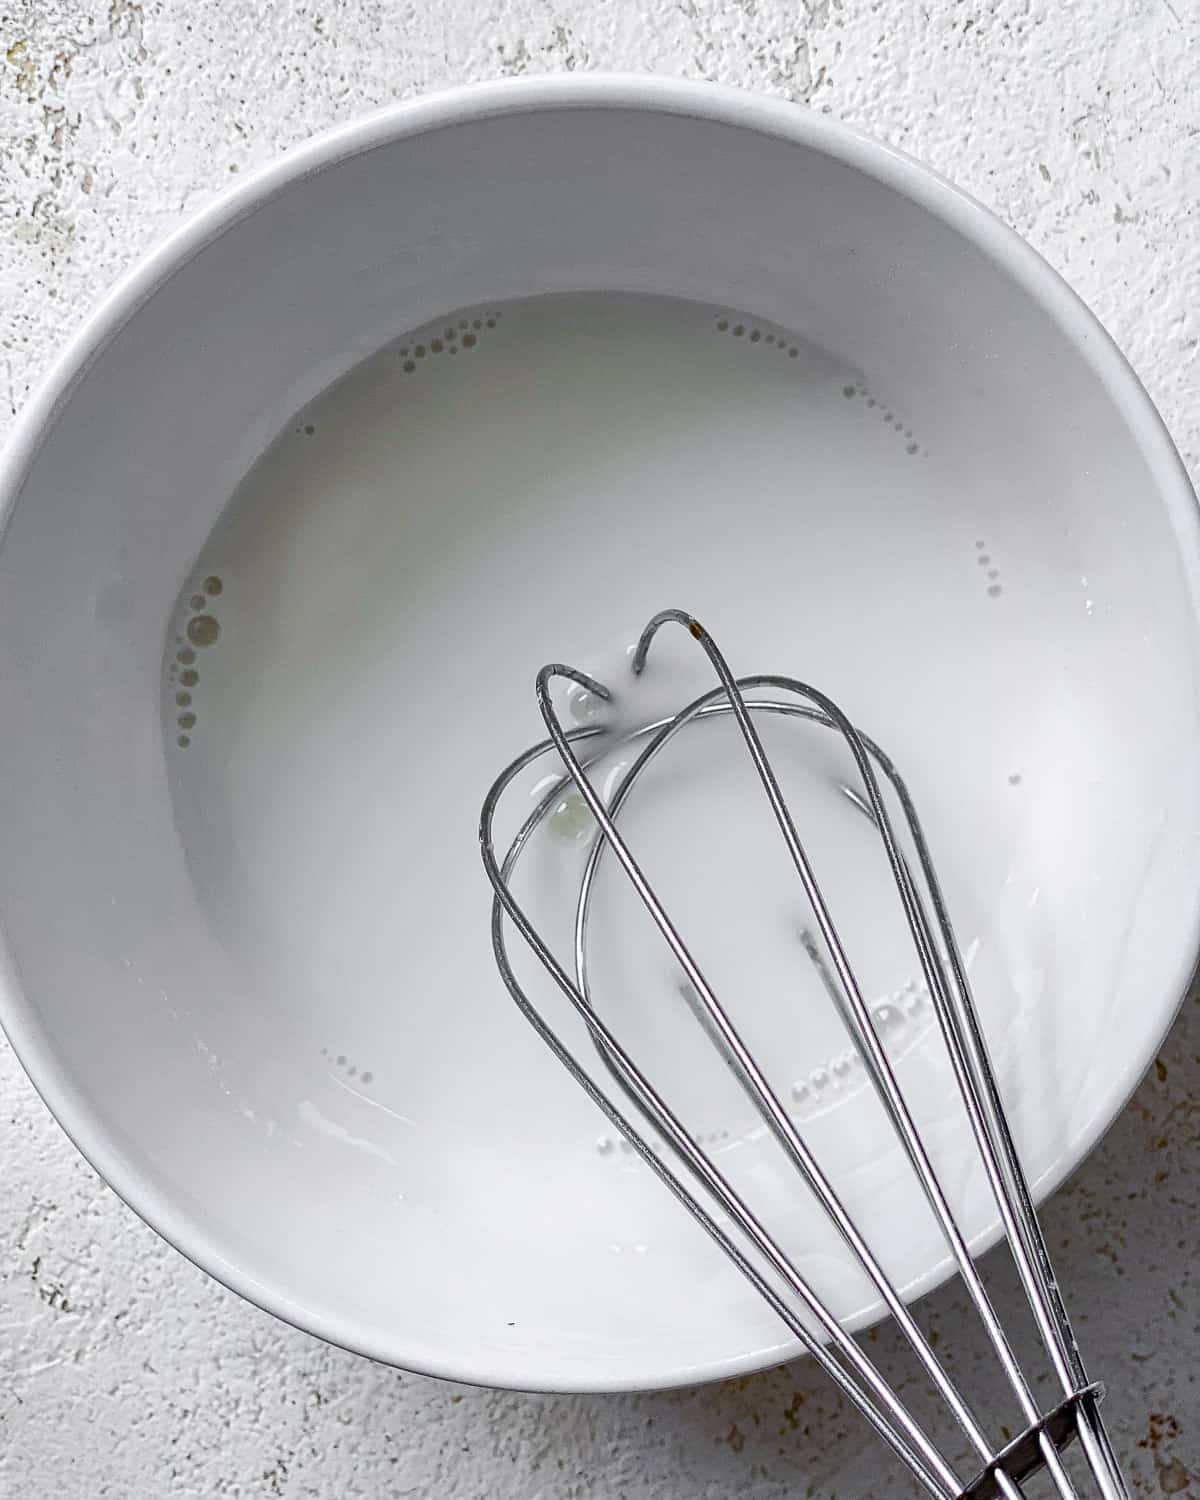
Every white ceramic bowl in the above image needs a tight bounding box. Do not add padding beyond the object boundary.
[1,77,1198,1393]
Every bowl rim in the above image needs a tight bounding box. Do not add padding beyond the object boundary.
[1,72,1197,1395]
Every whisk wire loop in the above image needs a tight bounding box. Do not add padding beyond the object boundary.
[480,609,1129,1500]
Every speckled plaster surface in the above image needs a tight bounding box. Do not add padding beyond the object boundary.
[0,2,1197,1496]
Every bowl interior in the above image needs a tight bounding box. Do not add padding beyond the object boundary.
[1,91,1198,1391]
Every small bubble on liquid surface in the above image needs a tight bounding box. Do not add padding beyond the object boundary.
[180,669,199,687]
[203,576,223,596]
[549,793,594,844]
[596,1136,614,1156]
[568,686,603,724]
[187,614,221,647]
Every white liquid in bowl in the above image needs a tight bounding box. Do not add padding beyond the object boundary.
[159,293,1187,1376]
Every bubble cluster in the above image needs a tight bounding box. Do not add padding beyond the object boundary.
[397,309,502,376]
[840,379,928,457]
[975,538,1004,599]
[167,576,225,749]
[710,308,931,457]
[787,979,933,1123]
[320,1046,374,1086]
[713,313,799,357]
[592,976,937,1169]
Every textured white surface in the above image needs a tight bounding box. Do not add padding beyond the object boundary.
[1,2,1197,1496]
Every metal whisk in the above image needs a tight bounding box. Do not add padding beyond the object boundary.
[479,607,1130,1500]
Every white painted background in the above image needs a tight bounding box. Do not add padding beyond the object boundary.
[1,2,1197,1495]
